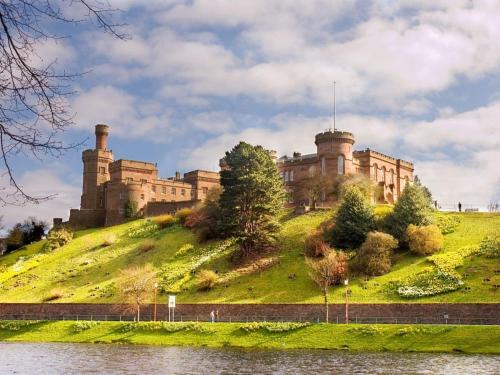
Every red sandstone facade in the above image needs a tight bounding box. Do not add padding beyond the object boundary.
[68,125,219,228]
[276,130,414,206]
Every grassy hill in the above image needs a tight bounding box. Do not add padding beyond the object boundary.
[0,210,499,304]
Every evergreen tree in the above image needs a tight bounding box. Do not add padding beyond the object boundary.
[331,186,376,249]
[219,142,285,255]
[414,175,433,206]
[387,183,433,241]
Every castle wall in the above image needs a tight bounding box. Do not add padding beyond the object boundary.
[183,170,220,200]
[68,208,106,229]
[144,200,201,217]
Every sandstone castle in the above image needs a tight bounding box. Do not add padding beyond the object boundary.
[65,124,413,229]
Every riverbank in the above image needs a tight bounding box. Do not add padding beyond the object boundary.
[1,321,499,354]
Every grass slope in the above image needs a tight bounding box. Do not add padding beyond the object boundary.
[0,211,499,304]
[0,321,498,354]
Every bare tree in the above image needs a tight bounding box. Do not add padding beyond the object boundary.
[118,264,157,322]
[308,251,347,323]
[0,0,126,205]
[293,169,333,210]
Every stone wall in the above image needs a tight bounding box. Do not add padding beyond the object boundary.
[68,209,106,230]
[144,200,201,217]
[0,303,498,324]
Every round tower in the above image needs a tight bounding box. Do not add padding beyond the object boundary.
[315,130,355,175]
[95,124,110,150]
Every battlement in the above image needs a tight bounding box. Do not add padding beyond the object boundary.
[276,153,317,165]
[315,130,355,145]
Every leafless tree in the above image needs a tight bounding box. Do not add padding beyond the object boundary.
[308,250,347,323]
[0,0,126,205]
[293,168,333,210]
[118,264,157,322]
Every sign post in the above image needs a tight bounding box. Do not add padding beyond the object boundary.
[168,295,176,322]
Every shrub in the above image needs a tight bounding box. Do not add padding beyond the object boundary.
[119,322,211,334]
[71,321,99,333]
[240,322,310,333]
[0,321,41,331]
[175,243,194,257]
[386,184,433,242]
[479,236,500,258]
[152,214,175,229]
[46,227,73,251]
[304,231,330,257]
[138,239,155,253]
[435,215,461,234]
[331,186,376,249]
[407,224,443,256]
[175,208,193,225]
[102,233,117,247]
[357,231,398,276]
[124,199,139,219]
[197,269,218,291]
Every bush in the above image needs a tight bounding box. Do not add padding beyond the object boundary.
[102,233,117,247]
[357,231,398,276]
[46,227,73,251]
[124,199,139,219]
[435,215,461,234]
[240,322,310,333]
[175,208,193,225]
[386,184,433,242]
[152,214,175,229]
[197,269,218,291]
[407,224,443,256]
[331,186,376,249]
[479,236,500,258]
[304,231,330,257]
[138,239,155,253]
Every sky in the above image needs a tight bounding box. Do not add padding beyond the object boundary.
[1,0,500,231]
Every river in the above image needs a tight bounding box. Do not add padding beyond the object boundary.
[0,343,498,374]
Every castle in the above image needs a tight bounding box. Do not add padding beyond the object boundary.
[276,130,414,206]
[65,124,413,229]
[67,124,219,229]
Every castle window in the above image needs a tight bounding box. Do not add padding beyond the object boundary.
[290,170,294,181]
[321,157,326,175]
[373,163,378,181]
[181,189,186,196]
[162,186,166,194]
[337,155,345,175]
[390,170,395,185]
[284,171,289,182]
[171,187,176,195]
[126,177,133,183]
[141,179,147,184]
[99,166,106,174]
[382,166,386,182]
[152,185,156,192]
[140,194,145,200]
[203,187,208,194]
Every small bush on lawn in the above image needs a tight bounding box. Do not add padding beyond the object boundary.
[119,322,211,334]
[304,231,330,257]
[138,239,155,253]
[45,227,73,251]
[175,208,193,225]
[356,231,398,276]
[479,236,500,258]
[407,224,443,256]
[102,233,117,247]
[0,321,41,331]
[152,214,175,229]
[240,322,310,333]
[348,325,382,335]
[435,215,461,234]
[197,269,219,291]
[71,321,99,333]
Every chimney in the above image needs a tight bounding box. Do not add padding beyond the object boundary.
[175,171,181,180]
[95,124,109,150]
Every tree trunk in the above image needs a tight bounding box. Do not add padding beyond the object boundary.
[324,286,329,323]
[137,304,141,322]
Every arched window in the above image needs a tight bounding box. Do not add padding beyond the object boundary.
[390,169,395,185]
[404,176,409,187]
[337,155,345,175]
[382,166,386,182]
[321,157,326,175]
[373,163,378,181]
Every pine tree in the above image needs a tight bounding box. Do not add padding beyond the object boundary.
[331,186,376,249]
[219,142,285,255]
[387,183,433,241]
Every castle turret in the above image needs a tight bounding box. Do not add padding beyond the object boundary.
[80,124,113,209]
[315,130,355,176]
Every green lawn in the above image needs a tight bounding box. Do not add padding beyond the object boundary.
[0,320,498,354]
[0,210,499,304]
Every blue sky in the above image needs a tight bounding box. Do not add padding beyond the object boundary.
[2,0,500,229]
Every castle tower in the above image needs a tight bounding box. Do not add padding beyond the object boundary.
[315,130,355,176]
[80,124,113,209]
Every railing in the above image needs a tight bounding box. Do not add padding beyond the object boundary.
[0,314,499,325]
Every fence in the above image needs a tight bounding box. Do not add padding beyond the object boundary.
[1,313,499,325]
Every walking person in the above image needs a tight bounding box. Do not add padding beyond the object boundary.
[210,310,215,323]
[434,200,438,210]
[458,202,462,212]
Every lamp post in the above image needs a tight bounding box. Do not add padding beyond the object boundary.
[344,278,349,324]
[153,282,158,322]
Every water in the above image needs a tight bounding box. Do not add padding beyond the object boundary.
[0,343,498,374]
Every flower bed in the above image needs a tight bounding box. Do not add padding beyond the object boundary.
[396,270,464,298]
